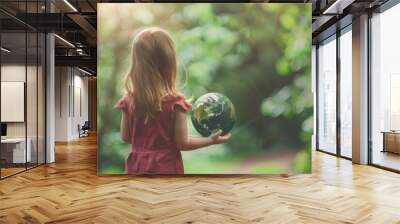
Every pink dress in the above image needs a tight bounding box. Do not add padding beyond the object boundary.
[115,95,191,174]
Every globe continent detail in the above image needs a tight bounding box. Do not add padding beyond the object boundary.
[191,93,236,137]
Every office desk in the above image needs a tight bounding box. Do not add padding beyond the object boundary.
[382,131,400,154]
[1,138,31,164]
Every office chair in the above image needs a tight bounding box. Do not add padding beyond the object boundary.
[79,121,90,138]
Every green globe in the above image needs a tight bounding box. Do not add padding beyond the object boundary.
[191,93,236,137]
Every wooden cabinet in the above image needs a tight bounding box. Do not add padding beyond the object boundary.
[382,132,400,154]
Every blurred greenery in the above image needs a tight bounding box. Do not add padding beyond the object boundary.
[98,3,312,174]
[251,163,285,174]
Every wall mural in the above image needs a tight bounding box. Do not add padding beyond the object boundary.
[97,3,312,175]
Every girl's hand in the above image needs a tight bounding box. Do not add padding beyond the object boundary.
[210,130,231,144]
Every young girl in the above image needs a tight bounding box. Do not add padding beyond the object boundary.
[115,27,231,174]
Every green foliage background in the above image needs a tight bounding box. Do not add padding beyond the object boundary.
[98,3,312,174]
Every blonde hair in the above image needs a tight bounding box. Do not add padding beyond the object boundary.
[124,27,180,123]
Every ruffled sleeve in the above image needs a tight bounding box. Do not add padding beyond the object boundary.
[115,95,131,113]
[115,95,135,144]
[172,96,191,113]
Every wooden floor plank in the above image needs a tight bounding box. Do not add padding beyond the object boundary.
[0,134,399,223]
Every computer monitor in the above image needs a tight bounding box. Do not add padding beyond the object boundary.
[1,123,7,137]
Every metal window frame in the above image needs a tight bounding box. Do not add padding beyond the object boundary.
[315,18,353,161]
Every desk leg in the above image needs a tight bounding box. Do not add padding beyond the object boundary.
[382,133,386,153]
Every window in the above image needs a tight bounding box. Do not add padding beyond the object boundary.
[317,36,337,154]
[370,3,400,171]
[339,28,352,158]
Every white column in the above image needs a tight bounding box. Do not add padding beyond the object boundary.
[352,14,369,164]
[45,1,55,163]
[46,33,55,163]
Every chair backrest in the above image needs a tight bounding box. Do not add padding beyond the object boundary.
[82,121,90,129]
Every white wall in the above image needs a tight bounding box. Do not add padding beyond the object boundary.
[1,65,38,137]
[55,67,89,141]
[1,64,46,164]
[1,65,26,139]
[55,67,69,141]
[72,73,89,138]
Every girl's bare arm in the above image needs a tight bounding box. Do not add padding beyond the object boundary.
[174,107,231,151]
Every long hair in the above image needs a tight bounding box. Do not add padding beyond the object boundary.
[124,27,180,123]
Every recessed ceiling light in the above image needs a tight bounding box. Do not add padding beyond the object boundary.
[63,0,78,12]
[322,0,354,15]
[78,67,93,76]
[54,34,75,48]
[1,47,11,53]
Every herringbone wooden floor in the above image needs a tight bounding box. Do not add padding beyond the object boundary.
[1,135,400,224]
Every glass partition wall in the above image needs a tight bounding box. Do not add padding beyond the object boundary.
[0,30,27,177]
[316,25,352,159]
[0,2,46,179]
